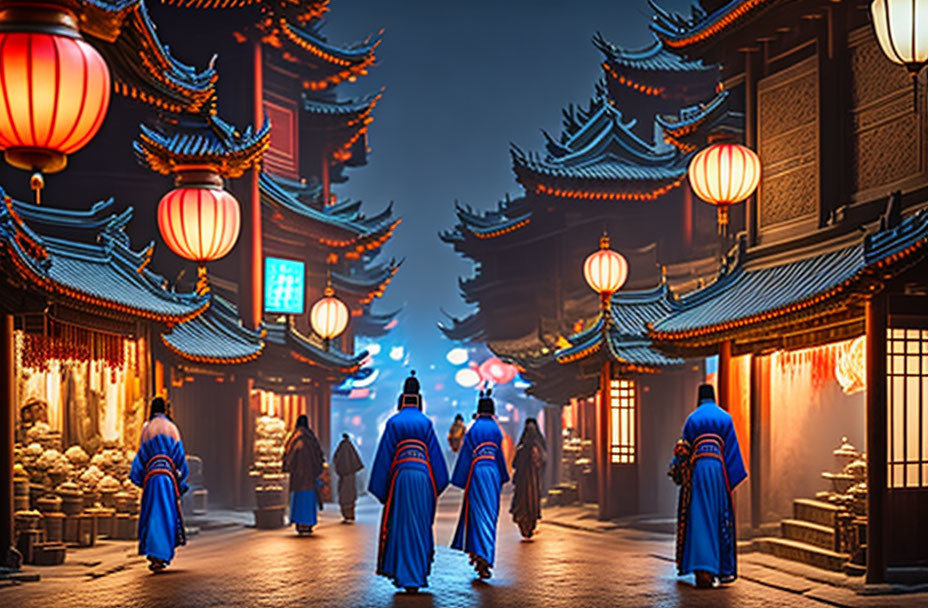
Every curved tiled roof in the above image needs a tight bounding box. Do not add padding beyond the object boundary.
[650,0,774,51]
[593,32,712,73]
[162,296,264,364]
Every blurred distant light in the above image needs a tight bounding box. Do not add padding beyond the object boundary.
[497,416,511,422]
[351,415,362,426]
[389,346,404,361]
[505,402,514,412]
[384,318,399,330]
[434,383,445,391]
[366,343,382,356]
[455,368,480,388]
[446,347,468,365]
[478,357,517,385]
[348,388,370,400]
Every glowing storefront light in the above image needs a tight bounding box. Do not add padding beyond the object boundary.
[609,379,636,464]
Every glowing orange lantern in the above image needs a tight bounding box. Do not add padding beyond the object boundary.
[687,143,761,233]
[0,6,110,173]
[310,285,349,344]
[583,233,628,308]
[157,172,240,295]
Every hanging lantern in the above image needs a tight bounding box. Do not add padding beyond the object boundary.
[687,143,761,234]
[157,171,241,293]
[310,284,349,345]
[583,233,628,309]
[0,5,111,174]
[871,0,928,107]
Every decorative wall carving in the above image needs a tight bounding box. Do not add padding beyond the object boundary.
[758,57,819,229]
[849,27,923,195]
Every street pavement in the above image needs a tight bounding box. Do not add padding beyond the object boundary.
[1,490,924,608]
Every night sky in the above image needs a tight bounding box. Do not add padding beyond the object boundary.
[322,0,691,365]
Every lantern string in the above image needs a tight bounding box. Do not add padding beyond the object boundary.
[30,172,44,206]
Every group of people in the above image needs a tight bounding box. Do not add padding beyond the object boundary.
[128,372,744,594]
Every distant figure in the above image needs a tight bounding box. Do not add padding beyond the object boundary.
[447,413,466,453]
[130,397,188,572]
[333,433,364,523]
[369,371,449,593]
[669,384,747,589]
[283,415,324,535]
[450,390,509,579]
[510,417,547,539]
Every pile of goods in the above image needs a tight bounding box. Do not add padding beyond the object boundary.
[818,436,867,516]
[250,415,288,529]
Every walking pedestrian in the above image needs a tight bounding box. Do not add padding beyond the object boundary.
[669,384,747,588]
[510,417,546,539]
[130,397,188,572]
[283,414,325,535]
[369,371,448,593]
[333,433,364,523]
[447,413,466,453]
[450,390,509,579]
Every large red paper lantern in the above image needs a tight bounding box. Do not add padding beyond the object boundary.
[687,143,761,233]
[583,233,628,308]
[0,7,110,173]
[157,183,241,263]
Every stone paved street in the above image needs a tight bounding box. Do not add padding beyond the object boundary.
[2,491,925,608]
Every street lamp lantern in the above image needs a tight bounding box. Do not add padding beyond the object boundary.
[687,142,761,235]
[0,3,111,175]
[310,283,349,347]
[157,170,242,293]
[871,0,928,107]
[583,233,628,309]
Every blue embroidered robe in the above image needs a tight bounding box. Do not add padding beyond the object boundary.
[130,432,189,564]
[670,399,747,580]
[369,406,449,588]
[450,415,509,566]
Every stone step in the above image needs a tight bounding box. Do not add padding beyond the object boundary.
[793,498,840,528]
[754,537,848,572]
[781,519,836,551]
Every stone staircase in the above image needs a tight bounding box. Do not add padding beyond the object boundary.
[752,498,850,572]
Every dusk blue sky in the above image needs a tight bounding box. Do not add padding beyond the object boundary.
[323,0,691,365]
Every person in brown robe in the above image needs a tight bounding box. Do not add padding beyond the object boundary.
[510,418,546,539]
[332,433,364,523]
[282,415,324,535]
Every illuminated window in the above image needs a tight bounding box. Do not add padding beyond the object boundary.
[887,328,928,488]
[609,378,636,464]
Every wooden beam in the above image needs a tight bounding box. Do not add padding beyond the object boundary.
[749,353,763,529]
[718,340,732,411]
[865,293,887,583]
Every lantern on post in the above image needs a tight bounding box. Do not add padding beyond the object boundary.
[687,142,761,236]
[871,0,928,109]
[310,277,349,350]
[583,232,628,310]
[157,170,241,294]
[0,3,110,183]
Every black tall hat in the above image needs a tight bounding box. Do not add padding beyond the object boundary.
[403,370,420,395]
[477,389,495,415]
[697,384,716,403]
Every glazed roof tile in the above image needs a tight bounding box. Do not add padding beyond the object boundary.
[161,296,263,363]
[593,32,712,72]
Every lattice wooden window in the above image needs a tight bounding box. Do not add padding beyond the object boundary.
[609,378,636,464]
[887,328,928,489]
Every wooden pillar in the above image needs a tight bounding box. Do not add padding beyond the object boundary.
[866,294,888,583]
[321,146,331,207]
[241,41,264,330]
[749,353,763,529]
[320,384,331,458]
[718,340,732,411]
[0,315,13,566]
[743,50,761,246]
[597,360,611,520]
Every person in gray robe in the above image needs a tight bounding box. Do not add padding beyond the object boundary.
[333,433,364,522]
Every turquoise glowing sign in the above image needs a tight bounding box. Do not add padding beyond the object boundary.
[264,257,305,314]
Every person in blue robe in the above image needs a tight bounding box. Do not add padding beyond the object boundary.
[450,390,509,579]
[130,397,189,572]
[669,384,747,588]
[369,371,449,593]
[283,414,325,535]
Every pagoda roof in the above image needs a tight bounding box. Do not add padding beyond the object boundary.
[157,0,329,18]
[437,308,485,342]
[261,172,400,254]
[264,320,366,375]
[304,91,382,118]
[440,197,534,243]
[331,258,402,304]
[512,102,689,201]
[593,31,712,73]
[134,113,271,178]
[555,285,684,372]
[650,207,928,345]
[161,295,264,364]
[0,190,208,323]
[650,0,775,52]
[302,91,380,165]
[656,91,744,153]
[351,304,400,337]
[81,0,217,114]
